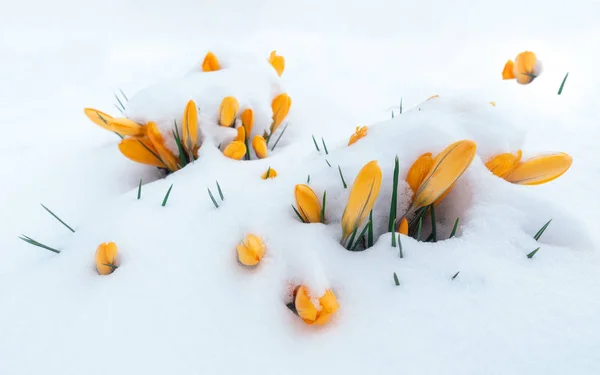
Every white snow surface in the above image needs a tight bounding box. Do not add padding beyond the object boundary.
[1,1,599,374]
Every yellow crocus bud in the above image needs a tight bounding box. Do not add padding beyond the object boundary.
[341,161,382,242]
[219,96,239,127]
[294,286,340,325]
[252,135,268,159]
[406,153,434,195]
[223,141,247,160]
[398,217,408,235]
[241,108,254,138]
[236,234,266,266]
[261,167,277,179]
[202,51,220,72]
[95,242,118,275]
[348,126,368,146]
[294,184,322,223]
[270,93,291,134]
[268,50,285,76]
[504,152,572,185]
[485,150,522,179]
[182,100,200,158]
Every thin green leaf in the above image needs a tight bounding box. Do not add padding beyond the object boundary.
[367,210,373,247]
[137,178,142,200]
[114,93,126,112]
[338,165,347,189]
[398,234,403,258]
[449,217,460,238]
[416,216,423,241]
[102,263,119,271]
[325,159,331,167]
[265,166,272,179]
[391,110,394,119]
[172,127,187,168]
[399,97,403,114]
[346,227,359,250]
[270,122,289,152]
[321,137,329,155]
[18,235,60,254]
[534,219,552,241]
[388,156,399,233]
[208,188,219,208]
[557,73,569,95]
[40,204,75,233]
[451,271,460,280]
[161,184,174,207]
[312,135,320,152]
[393,272,400,286]
[321,191,327,224]
[527,247,540,259]
[114,104,124,115]
[351,223,370,251]
[216,181,224,201]
[307,174,311,184]
[119,88,129,101]
[292,205,306,223]
[391,229,397,248]
[430,204,437,243]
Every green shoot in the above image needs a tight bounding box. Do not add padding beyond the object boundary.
[367,210,373,247]
[534,219,552,241]
[416,216,423,241]
[449,217,460,238]
[351,223,370,251]
[398,234,403,258]
[321,191,327,224]
[40,204,75,233]
[270,123,289,152]
[292,205,306,223]
[216,181,224,201]
[391,110,394,119]
[392,230,397,248]
[137,178,142,200]
[265,167,272,179]
[399,98,403,114]
[527,247,540,259]
[307,174,311,184]
[161,184,174,207]
[119,88,129,101]
[208,188,219,208]
[102,263,119,272]
[388,156,399,233]
[312,135,320,152]
[114,93,126,112]
[393,272,400,286]
[325,159,331,167]
[557,72,569,95]
[430,204,437,242]
[451,271,460,280]
[18,235,60,254]
[172,122,187,168]
[338,165,347,189]
[346,227,359,250]
[321,137,329,155]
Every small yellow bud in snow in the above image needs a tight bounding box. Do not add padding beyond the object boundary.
[268,50,285,76]
[348,126,368,146]
[236,234,266,266]
[270,93,291,134]
[294,184,322,223]
[398,217,409,235]
[219,96,239,127]
[252,135,268,159]
[261,167,277,179]
[95,242,118,275]
[223,141,247,160]
[202,51,220,72]
[293,286,340,325]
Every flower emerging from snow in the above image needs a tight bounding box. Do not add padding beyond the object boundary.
[236,234,266,266]
[252,135,268,159]
[219,96,240,127]
[95,242,118,275]
[269,93,292,137]
[294,184,322,223]
[348,126,368,146]
[268,50,285,77]
[223,141,247,160]
[202,51,220,72]
[486,150,572,185]
[261,167,277,179]
[502,51,542,85]
[293,286,340,325]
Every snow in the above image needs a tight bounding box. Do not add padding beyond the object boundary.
[1,0,599,374]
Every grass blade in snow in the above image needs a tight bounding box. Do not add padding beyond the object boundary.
[534,219,552,241]
[557,72,569,95]
[18,235,60,254]
[40,204,75,233]
[162,184,174,207]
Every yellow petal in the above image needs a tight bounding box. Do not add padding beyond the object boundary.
[397,217,408,235]
[108,118,145,137]
[95,242,118,275]
[412,140,477,211]
[241,108,254,138]
[270,93,291,134]
[223,141,246,160]
[219,96,239,127]
[183,100,199,157]
[514,51,538,84]
[348,126,368,146]
[252,135,268,159]
[236,234,265,266]
[261,167,277,179]
[294,286,318,323]
[294,184,322,223]
[118,137,167,168]
[504,152,572,185]
[502,59,516,80]
[268,50,285,77]
[489,101,496,107]
[235,126,246,142]
[406,153,434,195]
[84,108,114,131]
[146,122,179,172]
[427,94,439,100]
[202,51,220,72]
[485,150,522,178]
[341,161,382,241]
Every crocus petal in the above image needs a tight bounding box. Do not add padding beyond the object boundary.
[223,141,246,160]
[504,152,572,185]
[261,168,277,179]
[427,94,439,100]
[118,137,167,168]
[241,108,254,138]
[268,50,285,76]
[485,150,522,178]
[294,184,322,223]
[341,161,382,241]
[489,101,496,107]
[348,126,368,146]
[311,289,340,326]
[270,93,292,134]
[219,96,239,127]
[146,122,179,172]
[235,126,246,142]
[108,118,145,137]
[398,217,408,235]
[514,51,538,84]
[236,234,265,266]
[84,108,114,131]
[95,242,118,275]
[183,100,199,157]
[252,135,268,159]
[294,286,318,323]
[411,140,476,211]
[202,51,220,72]
[406,153,434,195]
[502,60,516,80]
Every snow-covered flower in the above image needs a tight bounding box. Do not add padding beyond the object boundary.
[218,96,239,127]
[236,234,265,266]
[293,286,339,326]
[252,135,268,159]
[348,126,368,146]
[486,151,573,185]
[294,184,322,223]
[261,167,277,179]
[270,93,292,136]
[268,50,285,77]
[202,51,220,72]
[223,141,247,160]
[95,242,118,275]
[502,51,542,85]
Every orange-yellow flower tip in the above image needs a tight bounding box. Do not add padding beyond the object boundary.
[341,160,382,241]
[202,51,220,72]
[489,101,496,107]
[502,59,516,80]
[485,150,522,179]
[182,100,199,156]
[504,152,572,185]
[398,217,409,235]
[84,108,114,131]
[95,242,118,275]
[270,93,292,134]
[406,153,434,195]
[261,167,277,179]
[427,94,439,100]
[294,184,322,223]
[146,122,179,172]
[514,51,540,85]
[235,126,246,143]
[118,137,167,169]
[223,141,247,160]
[269,50,285,77]
[252,135,268,159]
[108,118,145,137]
[241,108,254,138]
[294,286,339,325]
[236,234,266,266]
[348,126,368,146]
[219,96,239,127]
